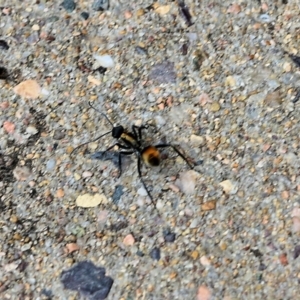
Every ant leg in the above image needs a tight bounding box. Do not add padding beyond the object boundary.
[154,144,194,169]
[103,142,131,154]
[117,151,133,178]
[137,156,158,209]
[132,125,150,141]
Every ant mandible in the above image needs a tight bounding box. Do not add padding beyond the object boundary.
[71,102,194,208]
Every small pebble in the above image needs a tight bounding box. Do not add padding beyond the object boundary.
[264,91,282,108]
[196,285,211,300]
[135,46,147,55]
[148,93,156,103]
[190,134,205,146]
[61,0,76,12]
[283,62,292,72]
[155,5,170,15]
[93,54,115,68]
[13,233,22,240]
[76,193,107,207]
[21,243,32,252]
[191,250,199,260]
[163,228,176,243]
[41,289,53,298]
[53,129,65,140]
[0,101,9,109]
[46,159,56,171]
[175,170,199,195]
[97,210,108,223]
[210,102,220,112]
[136,250,144,257]
[74,173,81,180]
[219,242,227,251]
[136,8,144,17]
[10,215,18,223]
[56,188,65,198]
[82,171,93,178]
[169,183,180,193]
[32,24,40,31]
[13,166,31,181]
[80,11,89,20]
[180,43,189,55]
[14,80,41,99]
[219,180,235,194]
[200,256,211,267]
[279,253,288,266]
[65,243,80,254]
[123,234,135,246]
[124,10,132,19]
[259,14,271,23]
[112,185,124,204]
[201,200,216,211]
[137,187,148,197]
[227,4,241,14]
[60,261,113,299]
[26,125,38,135]
[92,0,109,11]
[149,61,176,84]
[225,75,236,87]
[3,121,15,134]
[150,247,161,261]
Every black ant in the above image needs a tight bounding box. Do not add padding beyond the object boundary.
[71,102,194,208]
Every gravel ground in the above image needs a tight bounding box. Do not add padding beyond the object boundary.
[1,0,300,299]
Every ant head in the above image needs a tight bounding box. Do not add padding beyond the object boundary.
[112,125,124,138]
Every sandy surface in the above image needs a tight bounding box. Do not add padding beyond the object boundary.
[1,1,300,299]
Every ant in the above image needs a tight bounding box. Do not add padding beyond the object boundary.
[71,102,194,208]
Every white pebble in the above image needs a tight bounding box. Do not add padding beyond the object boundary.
[82,171,93,178]
[259,14,271,23]
[26,125,38,135]
[190,134,205,146]
[156,199,164,210]
[148,93,156,102]
[137,187,148,196]
[46,159,56,171]
[175,170,199,195]
[93,54,115,68]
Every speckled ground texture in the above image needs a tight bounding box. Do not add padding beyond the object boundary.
[1,0,300,299]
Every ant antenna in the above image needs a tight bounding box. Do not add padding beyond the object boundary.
[70,131,111,156]
[88,101,113,127]
[71,102,115,156]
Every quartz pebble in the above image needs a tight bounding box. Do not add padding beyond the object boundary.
[93,54,115,68]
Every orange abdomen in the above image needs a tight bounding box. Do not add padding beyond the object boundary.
[142,146,160,167]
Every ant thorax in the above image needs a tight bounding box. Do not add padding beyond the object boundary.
[120,131,140,149]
